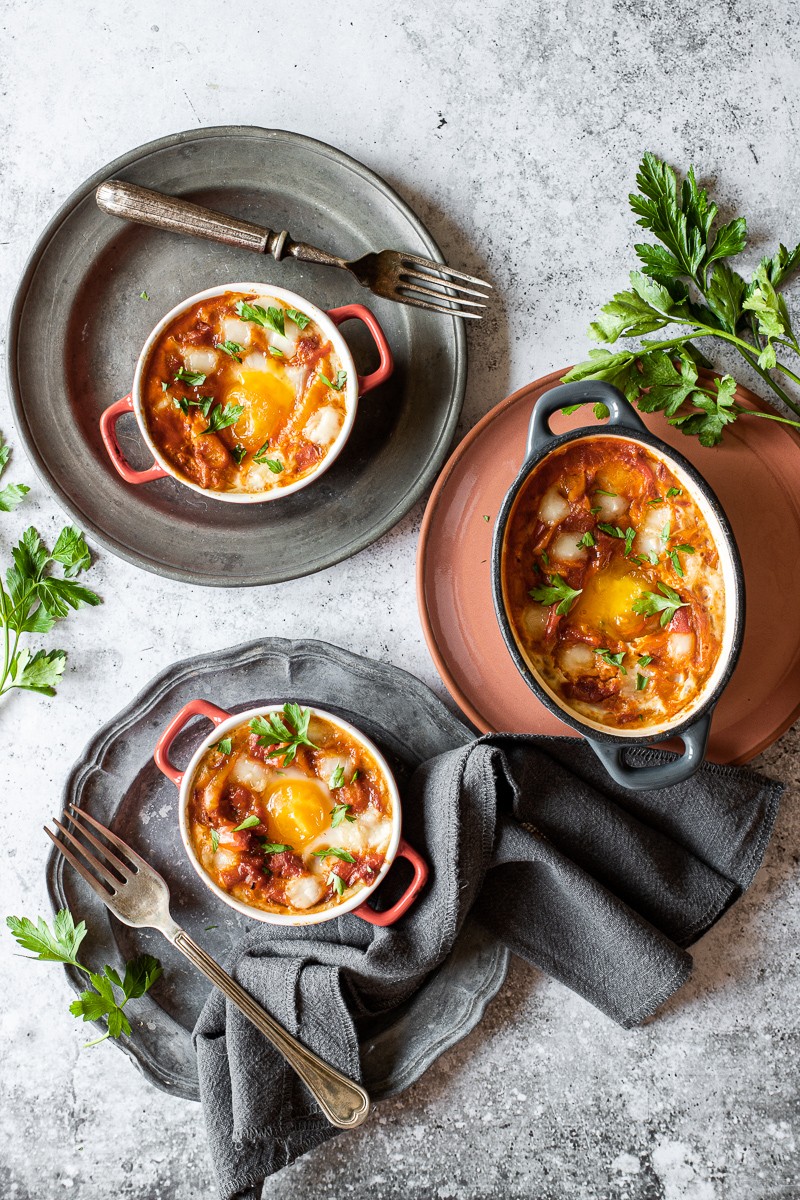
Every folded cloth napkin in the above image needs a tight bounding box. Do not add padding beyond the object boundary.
[194,735,781,1199]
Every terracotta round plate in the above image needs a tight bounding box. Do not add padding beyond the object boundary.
[417,367,800,764]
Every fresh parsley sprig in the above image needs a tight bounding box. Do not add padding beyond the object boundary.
[632,582,689,627]
[529,573,583,615]
[331,802,355,828]
[313,846,355,863]
[201,402,244,435]
[0,508,100,700]
[595,648,627,674]
[235,300,285,337]
[318,369,348,391]
[250,703,318,766]
[563,152,800,445]
[6,910,161,1046]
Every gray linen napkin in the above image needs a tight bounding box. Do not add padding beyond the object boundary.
[194,735,781,1199]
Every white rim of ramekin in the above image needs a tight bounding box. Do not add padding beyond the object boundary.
[176,704,402,925]
[131,283,359,502]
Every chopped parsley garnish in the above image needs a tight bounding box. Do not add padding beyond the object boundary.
[540,550,549,567]
[318,369,348,391]
[161,381,169,392]
[623,527,636,556]
[594,488,617,497]
[177,394,214,417]
[210,829,220,852]
[313,847,356,862]
[668,544,696,577]
[233,815,261,831]
[667,487,682,497]
[660,522,671,544]
[201,402,244,435]
[577,531,595,549]
[268,346,285,358]
[595,648,627,674]
[234,299,286,336]
[174,368,207,386]
[647,496,664,505]
[214,737,233,755]
[638,654,653,666]
[218,340,244,361]
[529,574,583,616]
[262,842,290,855]
[648,550,660,565]
[331,803,356,828]
[329,764,346,789]
[249,703,317,766]
[230,445,247,465]
[330,873,346,895]
[632,582,689,627]
[597,523,637,555]
[253,441,284,472]
[285,307,311,329]
[636,673,649,691]
[140,291,150,300]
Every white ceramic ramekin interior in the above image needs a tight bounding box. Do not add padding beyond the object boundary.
[132,283,360,503]
[177,703,402,925]
[502,433,740,739]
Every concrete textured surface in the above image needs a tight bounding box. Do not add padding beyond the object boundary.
[1,2,799,1197]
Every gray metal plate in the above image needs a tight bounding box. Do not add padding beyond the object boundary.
[7,127,466,586]
[46,639,508,1102]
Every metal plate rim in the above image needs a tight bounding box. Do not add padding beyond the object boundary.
[7,126,467,587]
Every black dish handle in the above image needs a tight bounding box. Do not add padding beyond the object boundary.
[585,712,713,791]
[526,381,648,462]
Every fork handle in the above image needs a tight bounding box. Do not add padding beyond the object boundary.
[95,180,290,259]
[170,928,370,1129]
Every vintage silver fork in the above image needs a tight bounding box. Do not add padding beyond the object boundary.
[45,804,370,1130]
[95,180,491,319]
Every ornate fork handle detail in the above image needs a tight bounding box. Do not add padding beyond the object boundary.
[171,928,370,1129]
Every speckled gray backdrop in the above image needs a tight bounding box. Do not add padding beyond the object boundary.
[1,2,799,1198]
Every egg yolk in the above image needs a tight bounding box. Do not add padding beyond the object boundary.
[265,778,330,848]
[572,560,648,639]
[227,366,296,449]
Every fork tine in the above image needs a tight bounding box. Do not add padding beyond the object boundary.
[68,804,149,871]
[398,285,487,312]
[393,294,483,319]
[52,818,126,889]
[45,826,115,898]
[398,254,493,289]
[61,811,133,878]
[398,269,490,300]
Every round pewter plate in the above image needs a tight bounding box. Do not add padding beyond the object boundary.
[46,638,509,1102]
[8,127,466,586]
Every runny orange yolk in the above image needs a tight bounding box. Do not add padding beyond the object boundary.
[226,366,296,450]
[572,559,648,639]
[265,778,330,848]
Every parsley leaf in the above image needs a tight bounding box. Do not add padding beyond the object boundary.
[331,803,355,827]
[210,829,220,852]
[174,368,207,386]
[318,369,348,391]
[668,543,695,576]
[667,486,682,497]
[263,842,290,854]
[595,648,627,674]
[249,704,318,766]
[632,582,690,627]
[329,764,346,789]
[638,654,653,666]
[214,737,233,755]
[253,441,284,472]
[233,815,261,831]
[217,340,244,362]
[6,910,87,965]
[286,307,311,330]
[235,300,285,336]
[636,673,649,691]
[201,402,244,435]
[529,574,583,616]
[268,346,285,358]
[230,445,247,465]
[577,531,595,549]
[313,847,355,862]
[330,873,346,896]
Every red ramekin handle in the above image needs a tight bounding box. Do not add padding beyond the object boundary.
[353,837,429,927]
[99,393,170,484]
[153,699,231,786]
[326,304,394,396]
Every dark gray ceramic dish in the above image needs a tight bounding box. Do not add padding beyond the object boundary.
[492,381,746,792]
[46,638,508,1101]
[7,127,466,586]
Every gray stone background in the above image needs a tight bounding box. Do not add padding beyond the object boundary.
[1,1,799,1197]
